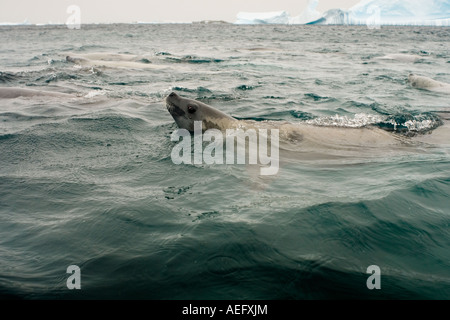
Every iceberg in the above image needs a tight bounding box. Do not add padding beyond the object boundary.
[235,11,290,24]
[235,0,321,25]
[289,0,322,24]
[306,9,346,25]
[234,0,450,26]
[0,19,32,26]
[308,0,450,26]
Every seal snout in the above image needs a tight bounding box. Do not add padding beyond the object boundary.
[165,92,179,105]
[166,92,178,105]
[166,92,179,102]
[165,92,183,115]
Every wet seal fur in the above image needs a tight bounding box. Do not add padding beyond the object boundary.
[0,87,74,99]
[165,92,450,150]
[165,92,237,132]
[407,74,450,93]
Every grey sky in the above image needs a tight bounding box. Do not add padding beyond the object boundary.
[0,0,361,24]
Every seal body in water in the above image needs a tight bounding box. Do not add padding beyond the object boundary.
[407,74,450,93]
[375,53,425,63]
[0,87,74,99]
[164,92,415,156]
[164,91,450,177]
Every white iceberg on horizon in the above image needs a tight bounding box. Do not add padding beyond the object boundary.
[308,0,450,26]
[289,0,322,24]
[0,18,32,26]
[235,11,290,24]
[234,0,450,26]
[235,0,321,25]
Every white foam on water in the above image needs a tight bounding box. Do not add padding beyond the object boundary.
[84,90,106,98]
[305,113,385,128]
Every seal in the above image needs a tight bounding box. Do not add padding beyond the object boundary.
[407,74,450,93]
[0,87,74,99]
[65,52,147,62]
[164,92,450,164]
[165,92,237,132]
[375,53,424,63]
[164,92,410,148]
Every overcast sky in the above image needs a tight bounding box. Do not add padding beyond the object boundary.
[0,0,361,24]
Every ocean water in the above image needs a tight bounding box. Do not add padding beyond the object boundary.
[0,24,449,300]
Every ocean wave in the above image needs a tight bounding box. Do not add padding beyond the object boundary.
[196,94,239,102]
[69,113,148,132]
[342,101,381,110]
[0,112,53,122]
[238,110,316,122]
[234,84,259,91]
[83,90,106,98]
[171,86,212,94]
[374,75,407,84]
[375,112,443,134]
[0,71,17,83]
[304,93,337,102]
[76,44,111,51]
[169,87,239,102]
[35,71,78,84]
[262,95,285,100]
[0,133,17,141]
[164,55,224,64]
[304,111,443,134]
[155,51,172,56]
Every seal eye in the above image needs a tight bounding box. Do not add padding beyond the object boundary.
[187,105,197,114]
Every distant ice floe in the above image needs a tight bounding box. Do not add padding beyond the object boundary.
[236,11,291,24]
[235,0,450,26]
[0,19,31,26]
[236,0,320,25]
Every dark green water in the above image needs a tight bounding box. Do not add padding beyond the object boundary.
[0,24,449,299]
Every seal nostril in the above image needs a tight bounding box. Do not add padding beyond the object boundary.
[169,92,176,98]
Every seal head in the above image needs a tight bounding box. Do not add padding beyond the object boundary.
[165,92,236,132]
